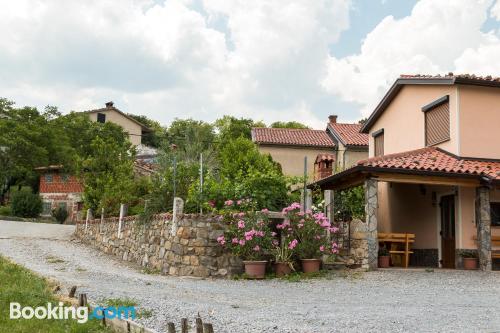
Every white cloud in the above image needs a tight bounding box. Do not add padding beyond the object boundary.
[322,0,500,117]
[491,0,500,20]
[0,0,351,128]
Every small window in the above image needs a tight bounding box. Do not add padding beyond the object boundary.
[58,202,67,211]
[44,174,53,183]
[491,203,500,226]
[42,202,52,215]
[61,174,70,182]
[373,129,384,157]
[97,113,106,123]
[423,95,450,146]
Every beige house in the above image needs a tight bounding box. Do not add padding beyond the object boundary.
[251,127,335,179]
[313,74,500,271]
[85,102,149,146]
[326,115,368,171]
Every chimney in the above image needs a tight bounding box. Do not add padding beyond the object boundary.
[105,101,114,108]
[328,115,337,124]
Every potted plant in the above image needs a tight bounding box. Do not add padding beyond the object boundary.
[378,247,390,268]
[272,234,295,277]
[217,200,272,279]
[282,203,339,273]
[461,252,478,270]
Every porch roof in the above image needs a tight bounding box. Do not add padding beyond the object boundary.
[310,147,500,190]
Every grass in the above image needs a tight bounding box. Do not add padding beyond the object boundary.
[0,255,111,333]
[103,297,138,308]
[45,256,65,264]
[141,267,160,275]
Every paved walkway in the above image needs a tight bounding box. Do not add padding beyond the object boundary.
[1,220,500,332]
[0,220,75,240]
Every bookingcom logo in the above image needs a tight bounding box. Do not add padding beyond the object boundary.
[10,302,136,323]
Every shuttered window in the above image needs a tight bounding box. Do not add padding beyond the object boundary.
[373,129,384,157]
[423,96,450,146]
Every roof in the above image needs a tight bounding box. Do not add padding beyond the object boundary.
[312,147,500,188]
[361,73,500,134]
[327,123,368,147]
[84,103,150,131]
[251,127,335,148]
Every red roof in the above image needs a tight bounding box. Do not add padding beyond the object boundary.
[357,147,500,180]
[399,73,500,83]
[328,123,368,147]
[251,128,334,148]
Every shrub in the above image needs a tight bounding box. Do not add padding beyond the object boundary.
[0,205,12,216]
[10,191,43,218]
[52,206,68,224]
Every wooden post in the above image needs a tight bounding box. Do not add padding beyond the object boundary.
[181,318,188,333]
[84,209,91,233]
[68,286,77,298]
[167,322,176,333]
[78,293,87,307]
[100,207,104,232]
[117,204,126,238]
[203,323,214,333]
[196,316,203,333]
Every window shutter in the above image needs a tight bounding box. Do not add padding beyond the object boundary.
[374,132,384,157]
[424,99,450,146]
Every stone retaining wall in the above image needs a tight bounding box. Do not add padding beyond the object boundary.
[74,213,242,278]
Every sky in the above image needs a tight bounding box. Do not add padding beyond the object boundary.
[1,0,500,129]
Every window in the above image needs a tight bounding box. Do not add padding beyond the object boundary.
[423,95,450,146]
[44,174,53,183]
[491,203,500,226]
[42,202,52,215]
[61,174,70,182]
[97,113,106,123]
[372,129,384,157]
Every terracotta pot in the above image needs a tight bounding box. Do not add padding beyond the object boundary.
[274,262,293,277]
[301,259,321,273]
[463,257,478,270]
[378,256,390,268]
[243,260,267,279]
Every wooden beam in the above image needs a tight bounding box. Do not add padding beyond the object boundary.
[370,172,480,187]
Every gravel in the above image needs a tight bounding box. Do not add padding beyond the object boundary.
[1,221,499,333]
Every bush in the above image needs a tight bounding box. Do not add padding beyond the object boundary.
[52,206,68,224]
[10,191,43,218]
[0,205,12,216]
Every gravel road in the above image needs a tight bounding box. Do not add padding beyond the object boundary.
[1,221,499,333]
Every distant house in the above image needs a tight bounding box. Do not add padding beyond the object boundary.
[325,115,368,171]
[84,102,150,146]
[251,127,335,178]
[35,165,83,222]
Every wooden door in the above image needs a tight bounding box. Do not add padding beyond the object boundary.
[440,195,456,268]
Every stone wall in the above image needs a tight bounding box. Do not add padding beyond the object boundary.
[74,213,243,278]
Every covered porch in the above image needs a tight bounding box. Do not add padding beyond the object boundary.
[312,147,500,271]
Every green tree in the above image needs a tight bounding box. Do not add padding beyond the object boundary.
[270,121,309,129]
[215,115,265,143]
[127,113,166,148]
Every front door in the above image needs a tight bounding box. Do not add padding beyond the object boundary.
[440,195,456,268]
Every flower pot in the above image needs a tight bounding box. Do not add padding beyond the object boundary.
[274,262,292,277]
[301,259,321,273]
[378,256,390,268]
[463,257,478,270]
[243,261,267,279]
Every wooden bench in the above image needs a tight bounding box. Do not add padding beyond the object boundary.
[472,235,500,259]
[378,233,415,268]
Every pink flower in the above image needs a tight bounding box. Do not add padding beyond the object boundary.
[238,212,245,217]
[237,220,245,229]
[232,238,239,244]
[261,208,269,214]
[208,200,215,208]
[272,240,279,246]
[217,236,225,245]
[288,239,298,249]
[224,200,234,206]
[271,232,277,237]
[253,245,260,251]
[320,245,325,252]
[239,239,246,246]
[237,200,242,205]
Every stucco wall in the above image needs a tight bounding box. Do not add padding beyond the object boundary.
[458,85,500,159]
[342,150,368,170]
[257,145,333,178]
[88,110,142,146]
[368,85,458,157]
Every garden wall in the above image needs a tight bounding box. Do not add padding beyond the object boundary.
[74,213,243,278]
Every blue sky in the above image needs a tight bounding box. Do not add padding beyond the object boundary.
[0,0,499,129]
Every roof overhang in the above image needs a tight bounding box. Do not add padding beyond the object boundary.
[309,165,491,191]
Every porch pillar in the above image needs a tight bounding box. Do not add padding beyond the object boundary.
[476,186,492,271]
[324,190,334,224]
[365,178,379,270]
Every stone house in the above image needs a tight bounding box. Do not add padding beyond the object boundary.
[312,74,500,271]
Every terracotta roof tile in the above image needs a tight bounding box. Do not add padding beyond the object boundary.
[251,128,334,148]
[328,123,368,146]
[357,147,500,180]
[400,73,500,83]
